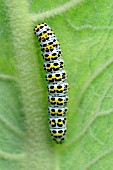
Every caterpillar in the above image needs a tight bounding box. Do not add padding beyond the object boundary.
[34,23,69,144]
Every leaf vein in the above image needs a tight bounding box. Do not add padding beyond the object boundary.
[31,0,83,21]
[0,116,24,137]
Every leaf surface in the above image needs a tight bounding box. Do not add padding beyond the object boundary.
[0,0,113,169]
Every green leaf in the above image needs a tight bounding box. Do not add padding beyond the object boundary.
[1,0,113,169]
[0,80,25,170]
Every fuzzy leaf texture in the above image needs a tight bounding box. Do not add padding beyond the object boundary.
[0,0,113,170]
